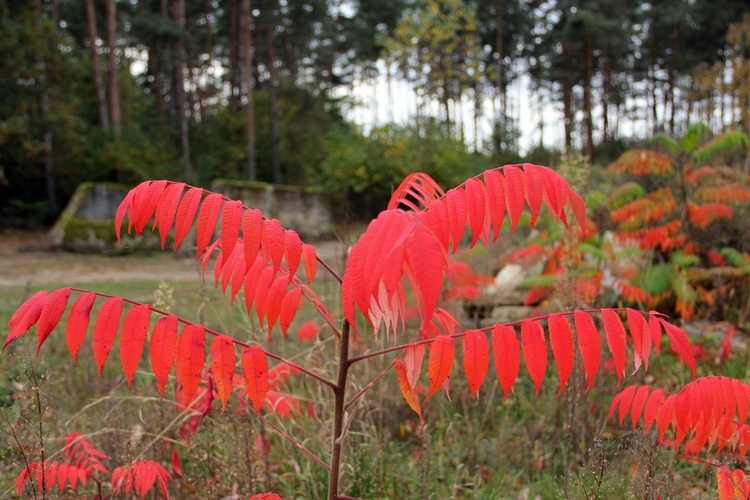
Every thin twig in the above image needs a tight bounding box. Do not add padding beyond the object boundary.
[254,412,329,471]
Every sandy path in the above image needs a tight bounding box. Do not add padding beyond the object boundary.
[0,230,347,287]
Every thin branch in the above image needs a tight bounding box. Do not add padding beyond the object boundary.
[347,307,655,365]
[345,357,399,410]
[316,256,342,284]
[254,411,329,471]
[68,287,337,390]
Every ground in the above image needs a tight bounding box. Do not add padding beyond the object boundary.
[0,229,348,287]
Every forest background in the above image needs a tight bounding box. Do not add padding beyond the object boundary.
[3,0,750,226]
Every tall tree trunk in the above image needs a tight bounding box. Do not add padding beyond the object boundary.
[667,24,683,135]
[584,31,594,163]
[172,0,191,176]
[85,0,109,129]
[229,0,241,114]
[563,42,573,151]
[105,0,122,137]
[495,1,504,119]
[266,7,280,184]
[241,0,256,180]
[649,38,658,134]
[601,56,609,146]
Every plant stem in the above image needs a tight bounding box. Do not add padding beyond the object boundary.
[30,367,45,500]
[327,319,351,500]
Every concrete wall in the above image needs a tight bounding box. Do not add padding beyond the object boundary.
[47,180,333,253]
[210,179,332,239]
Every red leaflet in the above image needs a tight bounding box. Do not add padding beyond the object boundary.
[254,266,276,329]
[92,297,124,377]
[154,181,185,248]
[171,448,182,478]
[395,360,423,420]
[482,170,506,242]
[262,218,285,274]
[241,346,269,413]
[426,335,455,401]
[150,315,178,399]
[115,190,134,244]
[4,290,47,351]
[265,277,288,335]
[658,318,696,377]
[404,344,425,390]
[463,329,489,398]
[220,200,243,261]
[243,209,264,266]
[119,304,151,388]
[445,188,467,251]
[574,311,601,392]
[464,178,487,248]
[66,292,96,365]
[548,314,575,397]
[176,324,206,404]
[643,389,665,433]
[492,324,520,400]
[134,180,168,234]
[521,320,547,397]
[112,460,172,498]
[196,193,223,259]
[615,385,637,426]
[387,171,445,211]
[503,166,525,233]
[522,164,544,227]
[648,313,663,355]
[301,243,317,284]
[242,258,264,314]
[210,335,236,412]
[601,309,627,384]
[626,308,649,370]
[279,287,302,338]
[629,385,651,430]
[539,166,564,221]
[36,287,71,353]
[284,230,303,278]
[567,186,588,233]
[128,182,150,235]
[173,187,203,251]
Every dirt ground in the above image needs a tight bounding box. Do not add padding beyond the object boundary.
[0,229,348,287]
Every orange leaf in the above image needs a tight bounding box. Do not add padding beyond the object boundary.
[404,344,425,390]
[210,335,236,412]
[574,311,600,392]
[426,335,454,401]
[241,346,269,413]
[492,324,519,400]
[521,320,547,397]
[150,315,177,399]
[119,304,151,388]
[301,243,317,284]
[463,329,489,398]
[395,360,423,420]
[176,324,206,404]
[92,297,124,377]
